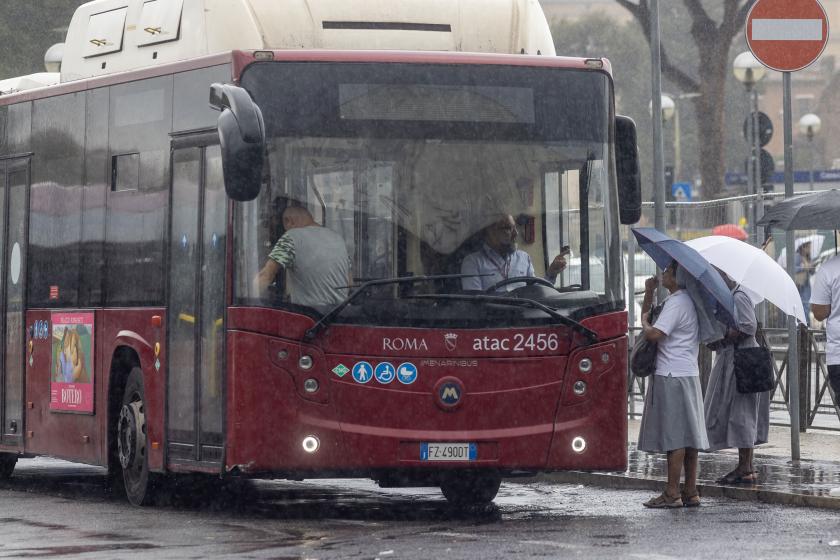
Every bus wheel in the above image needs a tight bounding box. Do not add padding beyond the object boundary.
[117,368,158,506]
[0,453,16,479]
[440,472,501,506]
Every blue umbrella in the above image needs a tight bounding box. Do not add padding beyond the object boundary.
[632,227,736,327]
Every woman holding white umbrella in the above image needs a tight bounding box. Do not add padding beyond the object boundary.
[686,235,806,484]
[703,271,770,483]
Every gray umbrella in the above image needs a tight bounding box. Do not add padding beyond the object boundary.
[757,189,840,230]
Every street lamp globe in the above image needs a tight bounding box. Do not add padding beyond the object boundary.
[660,94,675,122]
[798,113,822,140]
[648,94,675,122]
[733,51,767,88]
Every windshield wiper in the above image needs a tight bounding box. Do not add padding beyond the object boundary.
[405,293,598,343]
[303,274,492,341]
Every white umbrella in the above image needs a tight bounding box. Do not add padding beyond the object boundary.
[776,234,825,267]
[685,235,806,324]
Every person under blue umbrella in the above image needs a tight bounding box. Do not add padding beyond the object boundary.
[638,261,714,508]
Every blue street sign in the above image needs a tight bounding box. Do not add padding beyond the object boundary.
[671,182,692,202]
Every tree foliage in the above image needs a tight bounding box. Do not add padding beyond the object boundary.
[614,0,756,198]
[0,1,81,80]
[551,14,656,196]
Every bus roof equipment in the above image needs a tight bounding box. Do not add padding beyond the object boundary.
[43,0,556,84]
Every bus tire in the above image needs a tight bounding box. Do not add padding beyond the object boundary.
[0,453,16,479]
[117,367,159,506]
[440,472,501,506]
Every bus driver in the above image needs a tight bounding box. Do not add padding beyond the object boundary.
[460,214,568,292]
[256,206,351,310]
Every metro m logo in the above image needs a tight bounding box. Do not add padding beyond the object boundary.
[441,386,460,403]
[435,377,465,410]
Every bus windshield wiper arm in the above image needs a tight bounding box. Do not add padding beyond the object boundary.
[405,294,598,343]
[303,274,492,341]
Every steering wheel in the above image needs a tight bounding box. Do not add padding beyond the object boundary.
[485,276,555,293]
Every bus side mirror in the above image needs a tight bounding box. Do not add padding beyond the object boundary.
[615,115,641,225]
[209,83,265,202]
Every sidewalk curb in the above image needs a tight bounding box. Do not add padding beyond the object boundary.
[538,471,840,510]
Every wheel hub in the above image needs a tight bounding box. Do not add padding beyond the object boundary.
[117,400,145,470]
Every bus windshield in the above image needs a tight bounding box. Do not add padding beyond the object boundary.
[233,61,622,327]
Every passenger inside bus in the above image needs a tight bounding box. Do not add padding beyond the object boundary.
[460,213,569,292]
[255,206,351,310]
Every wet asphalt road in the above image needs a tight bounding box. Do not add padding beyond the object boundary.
[0,458,839,559]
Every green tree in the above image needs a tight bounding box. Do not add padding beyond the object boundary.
[551,13,655,197]
[0,1,80,80]
[614,0,755,199]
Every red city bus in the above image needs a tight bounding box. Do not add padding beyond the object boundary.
[0,0,641,506]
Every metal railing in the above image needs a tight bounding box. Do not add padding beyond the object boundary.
[628,325,840,431]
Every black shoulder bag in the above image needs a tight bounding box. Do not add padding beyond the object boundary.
[733,321,775,394]
[630,303,664,378]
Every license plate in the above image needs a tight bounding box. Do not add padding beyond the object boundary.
[420,442,477,461]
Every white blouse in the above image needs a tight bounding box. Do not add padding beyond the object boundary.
[653,290,700,377]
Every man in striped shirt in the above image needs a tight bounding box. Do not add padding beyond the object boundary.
[256,206,351,310]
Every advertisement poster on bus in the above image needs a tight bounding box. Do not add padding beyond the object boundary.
[50,312,95,413]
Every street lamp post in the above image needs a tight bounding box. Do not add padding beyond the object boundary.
[733,52,767,245]
[799,113,822,190]
[650,95,675,227]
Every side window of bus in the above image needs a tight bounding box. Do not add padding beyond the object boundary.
[104,77,173,305]
[28,93,86,308]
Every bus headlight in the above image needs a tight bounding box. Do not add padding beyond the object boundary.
[573,381,587,395]
[578,358,593,373]
[303,378,319,393]
[571,437,586,453]
[299,355,314,370]
[302,436,320,453]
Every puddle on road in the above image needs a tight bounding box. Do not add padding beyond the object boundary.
[2,543,157,558]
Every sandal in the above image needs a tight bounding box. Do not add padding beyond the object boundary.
[643,492,683,509]
[715,470,756,485]
[681,491,701,507]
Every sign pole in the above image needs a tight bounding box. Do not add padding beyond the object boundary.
[649,0,667,303]
[783,71,801,461]
[752,91,761,245]
[746,0,828,463]
[650,0,665,236]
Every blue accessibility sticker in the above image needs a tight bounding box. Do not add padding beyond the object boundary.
[397,362,418,385]
[375,362,396,384]
[352,361,374,384]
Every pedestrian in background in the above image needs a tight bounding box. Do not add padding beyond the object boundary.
[811,250,840,495]
[811,250,840,409]
[704,272,770,484]
[638,261,709,508]
[794,241,816,324]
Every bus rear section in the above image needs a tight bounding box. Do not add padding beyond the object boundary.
[217,53,639,504]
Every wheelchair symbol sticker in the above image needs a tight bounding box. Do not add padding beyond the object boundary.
[374,362,396,384]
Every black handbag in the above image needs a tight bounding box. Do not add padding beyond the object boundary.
[630,303,664,378]
[733,323,775,394]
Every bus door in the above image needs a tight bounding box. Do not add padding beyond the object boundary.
[167,133,226,469]
[0,156,29,448]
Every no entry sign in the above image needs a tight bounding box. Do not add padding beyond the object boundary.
[746,0,829,72]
